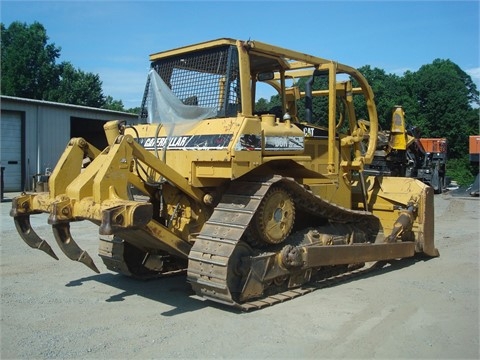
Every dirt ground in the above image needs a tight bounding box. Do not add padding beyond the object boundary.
[1,191,479,359]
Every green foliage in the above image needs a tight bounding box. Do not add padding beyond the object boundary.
[446,156,477,186]
[125,107,141,115]
[48,62,105,107]
[1,21,60,99]
[102,96,125,112]
[354,66,405,130]
[255,98,270,112]
[1,21,124,109]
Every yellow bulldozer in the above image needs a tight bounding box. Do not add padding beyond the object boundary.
[10,39,438,310]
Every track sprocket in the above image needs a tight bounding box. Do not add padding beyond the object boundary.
[249,186,295,246]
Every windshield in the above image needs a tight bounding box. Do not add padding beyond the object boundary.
[141,44,240,132]
[146,70,217,134]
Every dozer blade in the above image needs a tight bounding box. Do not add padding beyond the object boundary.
[13,215,59,260]
[51,223,100,273]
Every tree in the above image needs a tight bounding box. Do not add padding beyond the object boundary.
[446,156,476,186]
[126,106,141,115]
[405,59,479,159]
[255,98,270,112]
[48,62,105,107]
[103,96,125,112]
[355,66,404,130]
[1,21,109,108]
[1,21,60,99]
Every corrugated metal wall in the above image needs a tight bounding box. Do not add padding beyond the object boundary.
[1,96,137,191]
[0,111,23,191]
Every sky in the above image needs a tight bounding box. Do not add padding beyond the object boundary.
[1,0,479,110]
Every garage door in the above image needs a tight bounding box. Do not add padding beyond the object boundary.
[1,111,22,191]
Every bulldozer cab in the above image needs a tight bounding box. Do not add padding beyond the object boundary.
[141,39,378,188]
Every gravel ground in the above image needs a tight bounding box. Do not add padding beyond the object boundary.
[1,191,478,359]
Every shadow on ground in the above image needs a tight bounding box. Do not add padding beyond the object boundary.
[63,254,435,316]
[65,271,238,316]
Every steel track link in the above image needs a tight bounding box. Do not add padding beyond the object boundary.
[238,262,384,311]
[187,177,275,305]
[187,175,379,310]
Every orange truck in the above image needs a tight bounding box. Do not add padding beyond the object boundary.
[469,135,480,163]
[419,138,448,154]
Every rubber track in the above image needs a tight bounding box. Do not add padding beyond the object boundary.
[187,175,379,310]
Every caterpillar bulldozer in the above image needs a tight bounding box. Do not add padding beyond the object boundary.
[10,39,438,310]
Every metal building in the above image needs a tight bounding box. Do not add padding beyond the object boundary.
[1,95,138,192]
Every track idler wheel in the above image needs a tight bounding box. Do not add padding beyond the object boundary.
[248,186,295,246]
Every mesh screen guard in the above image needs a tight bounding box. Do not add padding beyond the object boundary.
[141,45,240,128]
